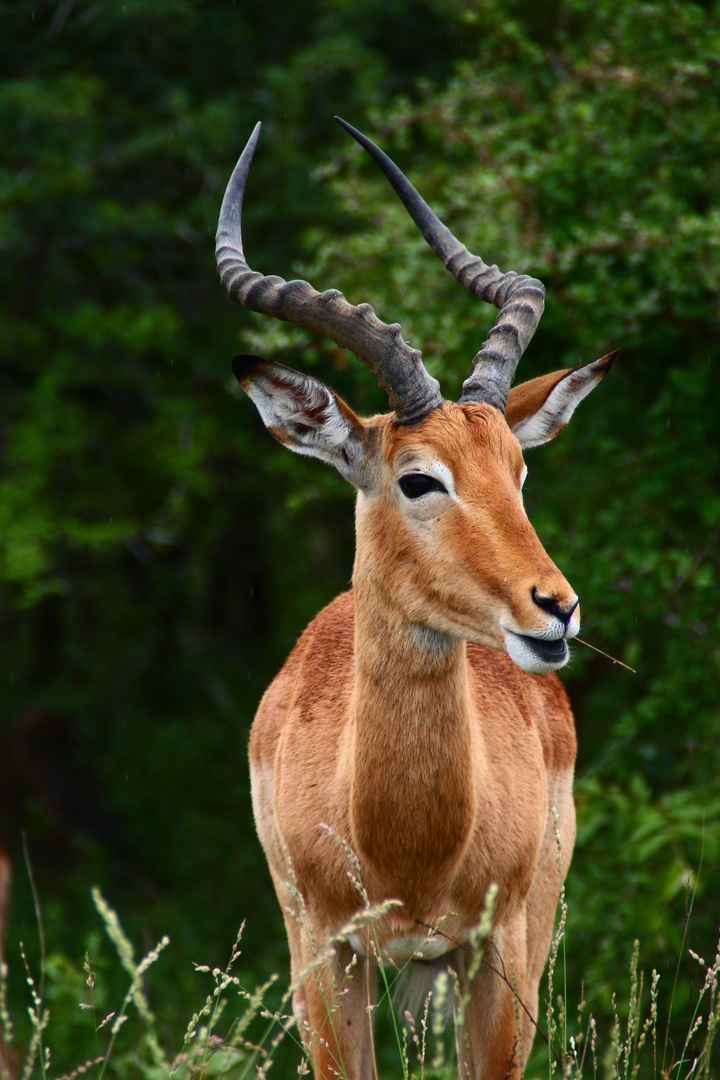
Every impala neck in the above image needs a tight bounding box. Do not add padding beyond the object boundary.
[349,575,478,902]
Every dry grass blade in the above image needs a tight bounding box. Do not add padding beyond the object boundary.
[575,638,636,673]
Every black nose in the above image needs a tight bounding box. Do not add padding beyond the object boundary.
[532,588,579,627]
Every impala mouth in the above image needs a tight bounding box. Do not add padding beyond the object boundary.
[523,635,567,662]
[503,630,569,674]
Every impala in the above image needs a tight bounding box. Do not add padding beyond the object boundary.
[216,118,614,1079]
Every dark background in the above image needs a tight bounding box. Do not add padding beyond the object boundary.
[1,0,719,1073]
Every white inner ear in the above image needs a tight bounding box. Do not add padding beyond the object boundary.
[247,369,350,450]
[512,366,605,450]
[283,383,347,446]
[244,366,369,485]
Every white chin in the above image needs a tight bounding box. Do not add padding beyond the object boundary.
[504,631,569,674]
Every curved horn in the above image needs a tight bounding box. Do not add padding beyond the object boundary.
[335,117,545,413]
[216,123,443,425]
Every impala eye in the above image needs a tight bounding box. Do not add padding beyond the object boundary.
[399,473,448,499]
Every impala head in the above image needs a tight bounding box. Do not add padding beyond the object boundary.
[218,119,616,674]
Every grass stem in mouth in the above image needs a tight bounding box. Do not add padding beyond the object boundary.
[575,637,636,673]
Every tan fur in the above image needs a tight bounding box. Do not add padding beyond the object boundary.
[248,402,579,1080]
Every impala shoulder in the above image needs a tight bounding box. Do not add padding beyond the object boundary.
[291,593,355,721]
[465,643,576,769]
[251,592,355,758]
[532,672,577,771]
[292,590,355,676]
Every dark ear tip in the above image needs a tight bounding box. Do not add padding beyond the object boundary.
[573,349,620,378]
[231,353,266,384]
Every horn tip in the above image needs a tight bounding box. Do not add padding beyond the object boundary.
[335,115,355,136]
[247,120,263,150]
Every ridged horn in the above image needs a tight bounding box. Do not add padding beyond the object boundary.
[216,122,443,425]
[335,117,545,412]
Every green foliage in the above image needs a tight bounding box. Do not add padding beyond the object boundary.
[1,0,720,1072]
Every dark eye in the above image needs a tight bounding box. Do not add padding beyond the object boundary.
[399,473,448,499]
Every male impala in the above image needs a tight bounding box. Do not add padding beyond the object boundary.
[217,118,614,1079]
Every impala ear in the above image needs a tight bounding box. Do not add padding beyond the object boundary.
[232,355,372,487]
[506,351,618,450]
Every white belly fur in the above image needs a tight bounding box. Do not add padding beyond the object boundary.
[345,930,454,963]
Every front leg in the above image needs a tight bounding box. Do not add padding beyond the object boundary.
[452,910,528,1080]
[298,937,377,1080]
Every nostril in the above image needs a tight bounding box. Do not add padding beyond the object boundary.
[532,588,578,626]
[531,587,560,617]
[566,597,580,623]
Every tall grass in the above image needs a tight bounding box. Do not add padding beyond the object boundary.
[1,878,718,1079]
